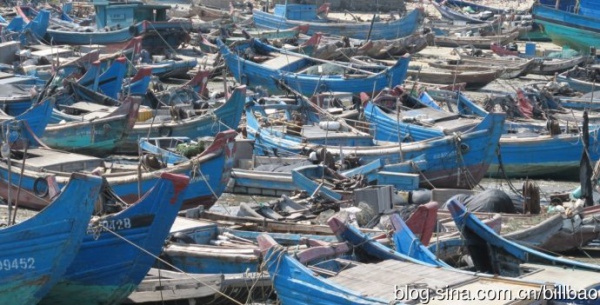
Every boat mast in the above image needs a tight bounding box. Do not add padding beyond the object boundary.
[1,126,12,224]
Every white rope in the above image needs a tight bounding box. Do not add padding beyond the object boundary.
[96,223,245,305]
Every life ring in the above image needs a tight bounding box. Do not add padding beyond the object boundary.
[33,178,49,198]
[158,126,172,137]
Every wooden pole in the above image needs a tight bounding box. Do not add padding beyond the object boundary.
[366,13,376,41]
[271,46,379,75]
[11,142,28,225]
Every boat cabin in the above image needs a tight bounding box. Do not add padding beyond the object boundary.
[93,0,172,29]
[273,4,320,21]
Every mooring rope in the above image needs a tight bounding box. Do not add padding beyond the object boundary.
[96,222,246,305]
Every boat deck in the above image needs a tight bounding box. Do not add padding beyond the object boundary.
[301,124,367,139]
[328,259,545,304]
[260,54,304,70]
[520,263,600,291]
[388,107,480,131]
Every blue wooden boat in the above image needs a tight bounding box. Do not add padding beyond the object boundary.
[1,98,54,144]
[138,136,193,165]
[0,172,100,304]
[424,89,600,178]
[329,216,444,268]
[16,4,77,24]
[75,56,128,101]
[556,65,599,94]
[27,10,136,45]
[252,4,423,40]
[334,209,600,305]
[246,95,375,151]
[533,3,600,53]
[247,95,506,188]
[362,87,483,143]
[291,162,420,202]
[257,226,554,305]
[39,173,190,305]
[115,85,246,154]
[0,16,26,43]
[41,92,141,157]
[162,216,373,276]
[442,199,600,300]
[0,85,36,116]
[27,1,191,53]
[387,213,450,267]
[135,58,198,80]
[162,218,269,275]
[431,1,495,24]
[123,66,153,96]
[434,0,508,15]
[218,37,411,95]
[0,128,237,211]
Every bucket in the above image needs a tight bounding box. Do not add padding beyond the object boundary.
[525,42,536,57]
[137,108,153,122]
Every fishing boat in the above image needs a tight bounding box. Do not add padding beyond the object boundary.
[434,204,600,254]
[0,84,40,116]
[257,229,554,305]
[39,173,190,305]
[212,24,310,45]
[429,58,538,79]
[434,30,519,49]
[532,2,600,53]
[135,58,198,80]
[441,199,600,295]
[0,127,237,211]
[26,1,191,53]
[424,88,600,178]
[164,199,452,279]
[246,94,374,150]
[454,43,588,76]
[41,85,141,157]
[0,97,54,144]
[252,3,423,40]
[290,162,420,203]
[407,64,503,90]
[69,56,129,101]
[218,38,411,95]
[335,205,600,304]
[431,1,496,24]
[556,65,600,94]
[247,91,506,188]
[362,87,483,142]
[0,173,100,304]
[434,0,509,15]
[308,32,433,60]
[490,43,590,75]
[114,85,245,154]
[229,153,424,197]
[125,267,270,304]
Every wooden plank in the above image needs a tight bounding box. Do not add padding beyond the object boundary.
[260,54,304,70]
[521,263,598,290]
[170,216,215,234]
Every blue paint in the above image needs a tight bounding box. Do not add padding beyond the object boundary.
[40,173,190,305]
[253,7,423,40]
[0,173,100,304]
[218,38,411,95]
